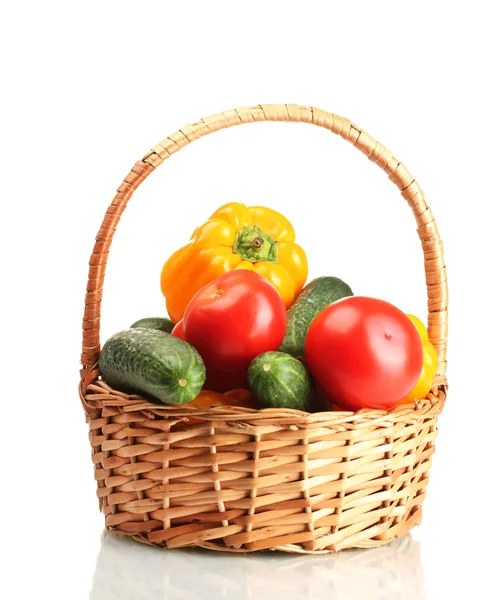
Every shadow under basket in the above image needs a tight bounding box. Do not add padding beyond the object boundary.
[79,104,448,554]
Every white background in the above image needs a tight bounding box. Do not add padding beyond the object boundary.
[2,2,503,599]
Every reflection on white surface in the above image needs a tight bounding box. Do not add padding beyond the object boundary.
[90,531,425,600]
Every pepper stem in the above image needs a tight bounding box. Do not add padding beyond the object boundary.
[232,226,278,263]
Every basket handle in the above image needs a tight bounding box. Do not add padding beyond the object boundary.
[81,104,448,385]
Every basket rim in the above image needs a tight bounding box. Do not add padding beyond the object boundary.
[80,366,446,428]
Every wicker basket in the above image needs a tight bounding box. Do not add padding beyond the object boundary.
[80,104,448,554]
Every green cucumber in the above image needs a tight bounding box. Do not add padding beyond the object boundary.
[248,351,311,411]
[130,317,175,333]
[99,328,205,405]
[279,276,353,358]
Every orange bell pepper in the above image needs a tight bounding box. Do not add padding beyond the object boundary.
[185,388,257,423]
[401,314,438,403]
[188,388,256,409]
[161,202,308,323]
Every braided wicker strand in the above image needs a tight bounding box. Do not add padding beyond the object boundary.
[80,105,448,553]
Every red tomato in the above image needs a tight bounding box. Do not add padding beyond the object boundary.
[305,296,423,411]
[183,270,287,392]
[171,320,185,340]
[204,364,250,392]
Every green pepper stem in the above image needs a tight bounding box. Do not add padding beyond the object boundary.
[232,226,278,263]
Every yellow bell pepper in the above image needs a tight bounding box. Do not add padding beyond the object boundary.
[402,314,438,402]
[161,202,308,323]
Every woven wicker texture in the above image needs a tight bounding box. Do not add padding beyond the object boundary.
[80,104,448,553]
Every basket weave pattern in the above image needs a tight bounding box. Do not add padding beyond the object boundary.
[80,104,448,553]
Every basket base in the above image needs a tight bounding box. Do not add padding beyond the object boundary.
[104,504,422,554]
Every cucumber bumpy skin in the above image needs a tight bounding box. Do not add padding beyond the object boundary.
[99,328,205,405]
[130,317,175,333]
[248,351,311,411]
[279,276,353,358]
